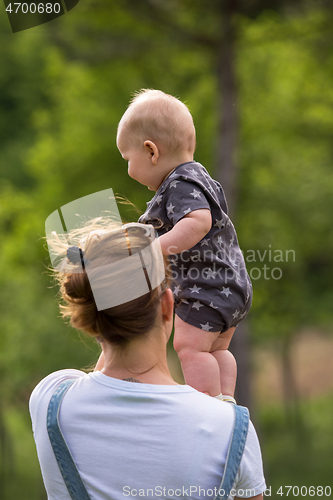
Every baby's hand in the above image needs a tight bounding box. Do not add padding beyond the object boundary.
[158,209,212,255]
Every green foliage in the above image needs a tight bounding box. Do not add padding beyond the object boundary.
[260,394,333,497]
[1,407,45,499]
[0,14,49,190]
[237,9,333,340]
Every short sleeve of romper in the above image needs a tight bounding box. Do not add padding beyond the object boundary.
[139,161,253,333]
[161,177,211,227]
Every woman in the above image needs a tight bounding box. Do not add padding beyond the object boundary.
[30,219,266,500]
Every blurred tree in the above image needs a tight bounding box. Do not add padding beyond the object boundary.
[237,7,333,419]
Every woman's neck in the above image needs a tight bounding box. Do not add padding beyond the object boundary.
[99,331,178,386]
[102,365,178,385]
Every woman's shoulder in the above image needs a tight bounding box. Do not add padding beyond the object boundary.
[29,369,86,419]
[177,389,237,430]
[234,418,267,496]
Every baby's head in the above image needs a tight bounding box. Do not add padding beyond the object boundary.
[117,89,196,190]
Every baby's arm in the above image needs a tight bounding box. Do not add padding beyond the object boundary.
[158,209,212,255]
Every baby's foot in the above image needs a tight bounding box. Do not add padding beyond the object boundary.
[214,393,237,404]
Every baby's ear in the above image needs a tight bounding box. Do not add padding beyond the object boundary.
[144,140,159,164]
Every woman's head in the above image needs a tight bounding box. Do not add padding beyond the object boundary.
[48,219,170,347]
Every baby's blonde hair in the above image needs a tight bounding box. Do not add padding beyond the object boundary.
[118,89,196,154]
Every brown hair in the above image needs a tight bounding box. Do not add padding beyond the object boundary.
[48,218,169,347]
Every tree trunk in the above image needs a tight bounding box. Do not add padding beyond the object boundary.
[281,335,303,429]
[216,1,238,218]
[231,321,252,409]
[215,1,252,411]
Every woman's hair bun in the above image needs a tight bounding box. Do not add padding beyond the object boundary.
[52,219,169,346]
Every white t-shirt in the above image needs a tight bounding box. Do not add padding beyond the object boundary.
[29,369,266,500]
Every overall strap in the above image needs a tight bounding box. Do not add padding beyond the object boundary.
[215,405,250,500]
[47,379,92,500]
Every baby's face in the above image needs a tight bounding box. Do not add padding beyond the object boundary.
[117,128,163,191]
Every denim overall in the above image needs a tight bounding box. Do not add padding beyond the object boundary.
[47,379,249,500]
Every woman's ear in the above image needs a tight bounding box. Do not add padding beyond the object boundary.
[144,140,159,165]
[161,288,174,323]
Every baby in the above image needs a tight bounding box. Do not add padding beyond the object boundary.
[117,89,252,403]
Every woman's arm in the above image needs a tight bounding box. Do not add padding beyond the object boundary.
[158,209,212,255]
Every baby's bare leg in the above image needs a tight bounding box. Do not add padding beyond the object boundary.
[173,315,222,397]
[210,327,237,397]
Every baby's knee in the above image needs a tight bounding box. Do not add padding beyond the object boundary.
[174,336,210,368]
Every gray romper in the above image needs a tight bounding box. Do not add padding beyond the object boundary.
[139,161,252,333]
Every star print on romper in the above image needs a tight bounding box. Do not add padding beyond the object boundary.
[232,310,240,319]
[205,268,217,279]
[221,287,232,297]
[214,218,225,229]
[167,203,175,215]
[200,322,213,331]
[192,300,204,311]
[190,189,201,199]
[200,238,210,246]
[229,257,237,267]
